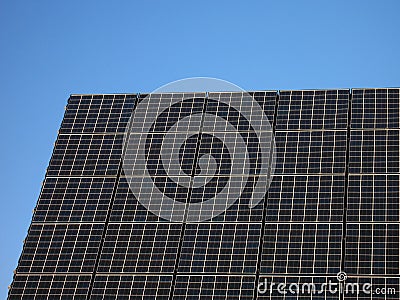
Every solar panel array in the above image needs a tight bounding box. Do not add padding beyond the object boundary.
[8,89,400,299]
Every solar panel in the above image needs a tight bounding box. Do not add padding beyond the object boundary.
[9,274,92,299]
[47,134,123,177]
[60,94,136,134]
[247,91,277,126]
[8,89,400,299]
[204,92,275,131]
[178,223,261,273]
[276,90,349,130]
[129,93,206,133]
[173,276,255,299]
[109,176,168,222]
[351,88,400,129]
[265,175,344,222]
[97,223,181,273]
[33,177,115,223]
[274,131,347,174]
[17,223,103,273]
[345,223,399,275]
[90,275,173,299]
[261,223,342,275]
[349,129,400,173]
[347,175,399,222]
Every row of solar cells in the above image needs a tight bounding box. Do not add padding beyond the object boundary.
[9,275,400,299]
[46,128,399,176]
[32,174,398,223]
[59,89,399,134]
[16,222,399,274]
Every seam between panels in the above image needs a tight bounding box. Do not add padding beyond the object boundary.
[339,90,352,300]
[168,94,209,300]
[85,94,140,300]
[253,91,280,300]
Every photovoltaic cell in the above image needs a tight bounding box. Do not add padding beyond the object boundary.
[97,223,181,273]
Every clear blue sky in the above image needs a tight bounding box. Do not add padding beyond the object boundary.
[1,0,399,297]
